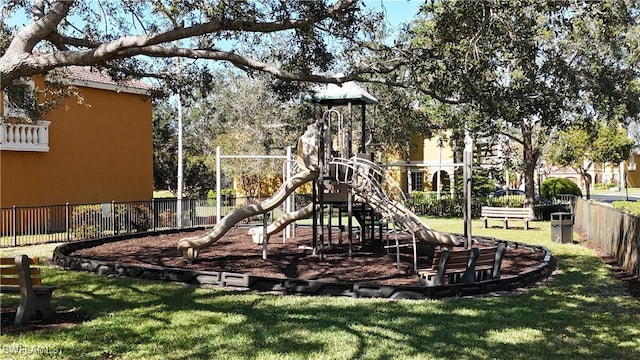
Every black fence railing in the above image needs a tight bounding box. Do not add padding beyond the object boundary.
[407,192,574,219]
[0,197,282,248]
[1,194,576,248]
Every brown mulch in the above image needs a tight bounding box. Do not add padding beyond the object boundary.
[2,227,638,335]
[68,228,546,286]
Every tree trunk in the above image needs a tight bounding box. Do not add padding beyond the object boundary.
[522,123,536,209]
[580,169,591,200]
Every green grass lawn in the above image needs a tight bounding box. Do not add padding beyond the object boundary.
[1,218,639,359]
[153,189,175,198]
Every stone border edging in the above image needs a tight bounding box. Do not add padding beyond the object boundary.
[52,227,556,300]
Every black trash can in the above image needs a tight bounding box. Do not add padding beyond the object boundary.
[551,212,573,244]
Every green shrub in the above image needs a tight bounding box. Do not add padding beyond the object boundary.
[612,201,640,217]
[483,195,525,208]
[541,178,582,199]
[71,205,103,238]
[409,191,468,217]
[534,204,572,220]
[131,204,151,232]
[207,188,235,206]
[158,209,175,228]
[409,190,432,205]
[594,183,617,190]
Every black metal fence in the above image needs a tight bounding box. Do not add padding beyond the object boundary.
[1,193,576,248]
[408,192,573,219]
[0,197,279,247]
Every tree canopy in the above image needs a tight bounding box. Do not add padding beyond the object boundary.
[4,0,639,201]
[0,0,387,89]
[546,124,635,198]
[382,0,640,206]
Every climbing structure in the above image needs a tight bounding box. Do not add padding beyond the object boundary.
[177,82,460,261]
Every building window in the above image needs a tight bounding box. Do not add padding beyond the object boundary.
[411,171,424,191]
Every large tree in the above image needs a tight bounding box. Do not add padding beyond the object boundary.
[181,71,310,197]
[369,0,640,207]
[0,0,385,89]
[546,124,635,199]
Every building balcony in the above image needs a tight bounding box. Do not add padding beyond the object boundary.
[0,120,50,152]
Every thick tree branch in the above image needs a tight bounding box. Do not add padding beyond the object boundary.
[118,46,351,84]
[1,0,360,86]
[8,0,72,54]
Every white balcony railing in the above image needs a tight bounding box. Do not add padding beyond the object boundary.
[0,120,50,152]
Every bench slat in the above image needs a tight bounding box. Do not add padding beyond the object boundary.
[0,257,40,265]
[0,267,41,276]
[0,278,21,286]
[481,206,533,229]
[418,244,506,286]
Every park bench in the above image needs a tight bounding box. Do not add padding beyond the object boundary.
[417,247,479,286]
[0,255,57,326]
[417,244,506,286]
[481,206,535,230]
[469,243,507,281]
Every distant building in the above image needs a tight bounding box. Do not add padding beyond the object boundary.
[545,150,639,191]
[0,66,154,207]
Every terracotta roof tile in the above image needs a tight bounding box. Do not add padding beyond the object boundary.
[59,66,155,92]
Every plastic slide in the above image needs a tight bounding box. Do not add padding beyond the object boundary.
[355,191,461,246]
[178,169,318,260]
[338,157,461,246]
[247,203,314,244]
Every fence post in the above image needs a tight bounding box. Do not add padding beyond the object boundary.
[111,200,117,235]
[190,198,196,227]
[12,205,17,247]
[65,203,70,242]
[151,198,155,232]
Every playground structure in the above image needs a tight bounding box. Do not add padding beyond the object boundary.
[177,82,461,261]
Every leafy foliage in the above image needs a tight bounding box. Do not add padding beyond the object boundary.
[612,201,640,217]
[1,0,384,91]
[153,71,313,197]
[388,0,640,207]
[546,123,634,198]
[540,178,583,199]
[590,125,635,165]
[152,102,215,198]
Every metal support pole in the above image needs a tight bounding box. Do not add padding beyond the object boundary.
[216,146,221,224]
[463,130,473,249]
[177,92,183,228]
[312,179,318,253]
[12,205,17,246]
[327,205,332,247]
[151,199,156,231]
[347,189,353,258]
[285,146,292,240]
[65,203,70,242]
[111,200,116,235]
[262,212,268,260]
[360,104,366,154]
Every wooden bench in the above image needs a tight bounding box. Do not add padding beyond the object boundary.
[417,244,506,286]
[471,243,507,281]
[417,247,480,286]
[481,206,535,230]
[0,255,57,326]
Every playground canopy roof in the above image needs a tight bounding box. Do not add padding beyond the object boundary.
[304,81,378,105]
